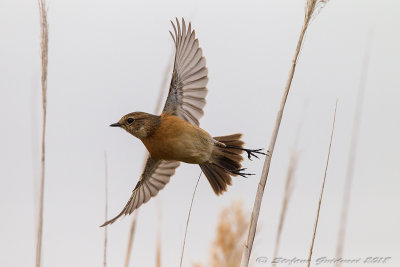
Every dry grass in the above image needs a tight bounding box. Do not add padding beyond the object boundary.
[35,1,48,266]
[307,100,338,267]
[156,230,162,267]
[180,172,202,267]
[272,152,297,266]
[272,106,305,264]
[194,201,250,267]
[124,211,138,267]
[240,1,329,266]
[156,200,162,267]
[334,31,372,267]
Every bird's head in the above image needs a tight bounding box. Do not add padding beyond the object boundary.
[110,112,160,139]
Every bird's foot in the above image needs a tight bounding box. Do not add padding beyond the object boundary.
[226,145,267,160]
[230,168,254,178]
[243,148,266,160]
[212,163,254,178]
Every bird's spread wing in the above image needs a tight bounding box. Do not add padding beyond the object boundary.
[163,18,208,126]
[101,157,180,226]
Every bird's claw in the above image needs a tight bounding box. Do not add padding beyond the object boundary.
[243,148,266,160]
[225,145,267,161]
[231,168,254,178]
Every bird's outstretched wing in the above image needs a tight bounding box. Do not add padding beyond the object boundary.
[163,18,208,126]
[101,157,180,226]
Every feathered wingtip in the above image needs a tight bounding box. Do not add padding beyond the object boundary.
[169,18,194,46]
[100,196,135,226]
[100,210,125,227]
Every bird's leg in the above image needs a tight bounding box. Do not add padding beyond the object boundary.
[212,163,254,178]
[225,145,266,160]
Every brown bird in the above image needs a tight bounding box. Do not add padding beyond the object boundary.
[102,18,264,226]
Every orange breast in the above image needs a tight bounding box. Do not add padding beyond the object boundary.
[141,114,213,164]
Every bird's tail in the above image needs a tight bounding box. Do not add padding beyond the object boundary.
[199,133,245,195]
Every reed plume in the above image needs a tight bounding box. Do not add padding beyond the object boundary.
[194,201,250,267]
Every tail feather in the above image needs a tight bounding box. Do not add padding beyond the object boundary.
[200,133,245,195]
[200,163,232,195]
[214,133,244,147]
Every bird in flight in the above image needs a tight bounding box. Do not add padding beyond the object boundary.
[102,18,264,226]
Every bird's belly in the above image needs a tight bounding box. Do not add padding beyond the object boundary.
[143,130,213,164]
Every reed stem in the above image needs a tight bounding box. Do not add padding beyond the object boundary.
[240,2,328,265]
[307,100,338,267]
[35,1,48,266]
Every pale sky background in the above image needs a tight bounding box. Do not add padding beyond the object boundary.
[0,0,399,266]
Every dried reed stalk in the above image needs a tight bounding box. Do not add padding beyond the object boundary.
[123,53,173,267]
[240,1,328,266]
[180,172,202,267]
[124,212,138,267]
[156,202,162,267]
[35,1,48,267]
[104,153,109,267]
[272,153,297,266]
[334,32,372,267]
[272,106,305,265]
[307,100,338,267]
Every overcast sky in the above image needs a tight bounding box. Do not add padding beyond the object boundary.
[1,0,399,266]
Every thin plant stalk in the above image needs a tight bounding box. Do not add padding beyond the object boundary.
[124,212,138,267]
[272,105,306,265]
[36,1,48,267]
[240,1,328,266]
[123,54,173,267]
[179,172,202,267]
[156,200,162,267]
[104,153,109,267]
[156,235,162,267]
[272,152,297,266]
[334,31,372,267]
[307,100,338,267]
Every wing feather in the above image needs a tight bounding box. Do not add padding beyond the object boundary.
[183,68,208,83]
[163,18,208,126]
[180,27,193,64]
[101,157,180,226]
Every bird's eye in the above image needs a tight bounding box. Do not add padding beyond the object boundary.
[127,118,134,124]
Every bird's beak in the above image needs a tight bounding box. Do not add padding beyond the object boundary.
[110,122,121,127]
